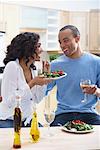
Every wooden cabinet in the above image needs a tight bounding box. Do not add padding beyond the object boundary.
[69,12,89,51]
[0,3,20,46]
[0,3,20,66]
[59,11,70,28]
[58,11,90,52]
[59,10,100,53]
[89,10,100,52]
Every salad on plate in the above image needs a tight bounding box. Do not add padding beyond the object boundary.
[39,70,67,80]
[62,120,94,133]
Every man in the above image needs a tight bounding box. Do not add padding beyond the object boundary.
[46,25,100,125]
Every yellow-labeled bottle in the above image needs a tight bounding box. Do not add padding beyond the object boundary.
[30,111,40,143]
[13,89,22,149]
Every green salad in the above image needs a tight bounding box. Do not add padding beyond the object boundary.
[64,120,93,131]
[40,70,65,78]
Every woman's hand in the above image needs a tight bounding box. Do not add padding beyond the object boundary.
[28,76,52,88]
[42,61,50,73]
[34,76,52,85]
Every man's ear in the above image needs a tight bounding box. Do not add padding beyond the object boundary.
[75,36,80,43]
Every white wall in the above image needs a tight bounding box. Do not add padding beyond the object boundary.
[1,0,100,11]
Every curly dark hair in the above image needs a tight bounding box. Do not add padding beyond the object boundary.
[3,32,40,66]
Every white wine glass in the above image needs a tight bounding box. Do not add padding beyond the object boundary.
[80,79,91,103]
[44,110,55,136]
[44,94,55,136]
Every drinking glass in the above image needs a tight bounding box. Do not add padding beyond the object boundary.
[44,94,55,136]
[80,79,91,103]
[35,50,50,75]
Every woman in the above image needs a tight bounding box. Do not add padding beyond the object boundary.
[0,32,52,127]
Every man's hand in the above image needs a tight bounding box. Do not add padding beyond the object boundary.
[82,84,97,95]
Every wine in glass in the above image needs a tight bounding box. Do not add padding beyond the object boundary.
[80,79,91,103]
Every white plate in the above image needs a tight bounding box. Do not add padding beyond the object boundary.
[61,126,94,134]
[46,72,67,80]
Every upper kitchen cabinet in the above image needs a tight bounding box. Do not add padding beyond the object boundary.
[59,11,70,28]
[20,6,47,29]
[89,9,100,53]
[0,3,20,45]
[20,6,48,50]
[19,6,61,51]
[47,9,60,51]
[69,11,89,51]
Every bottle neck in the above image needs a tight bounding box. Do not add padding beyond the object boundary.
[15,89,21,108]
[16,96,21,108]
[33,112,38,129]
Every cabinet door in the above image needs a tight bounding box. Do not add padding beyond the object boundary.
[0,3,20,65]
[69,12,89,51]
[2,4,20,45]
[89,10,100,52]
[59,11,70,28]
